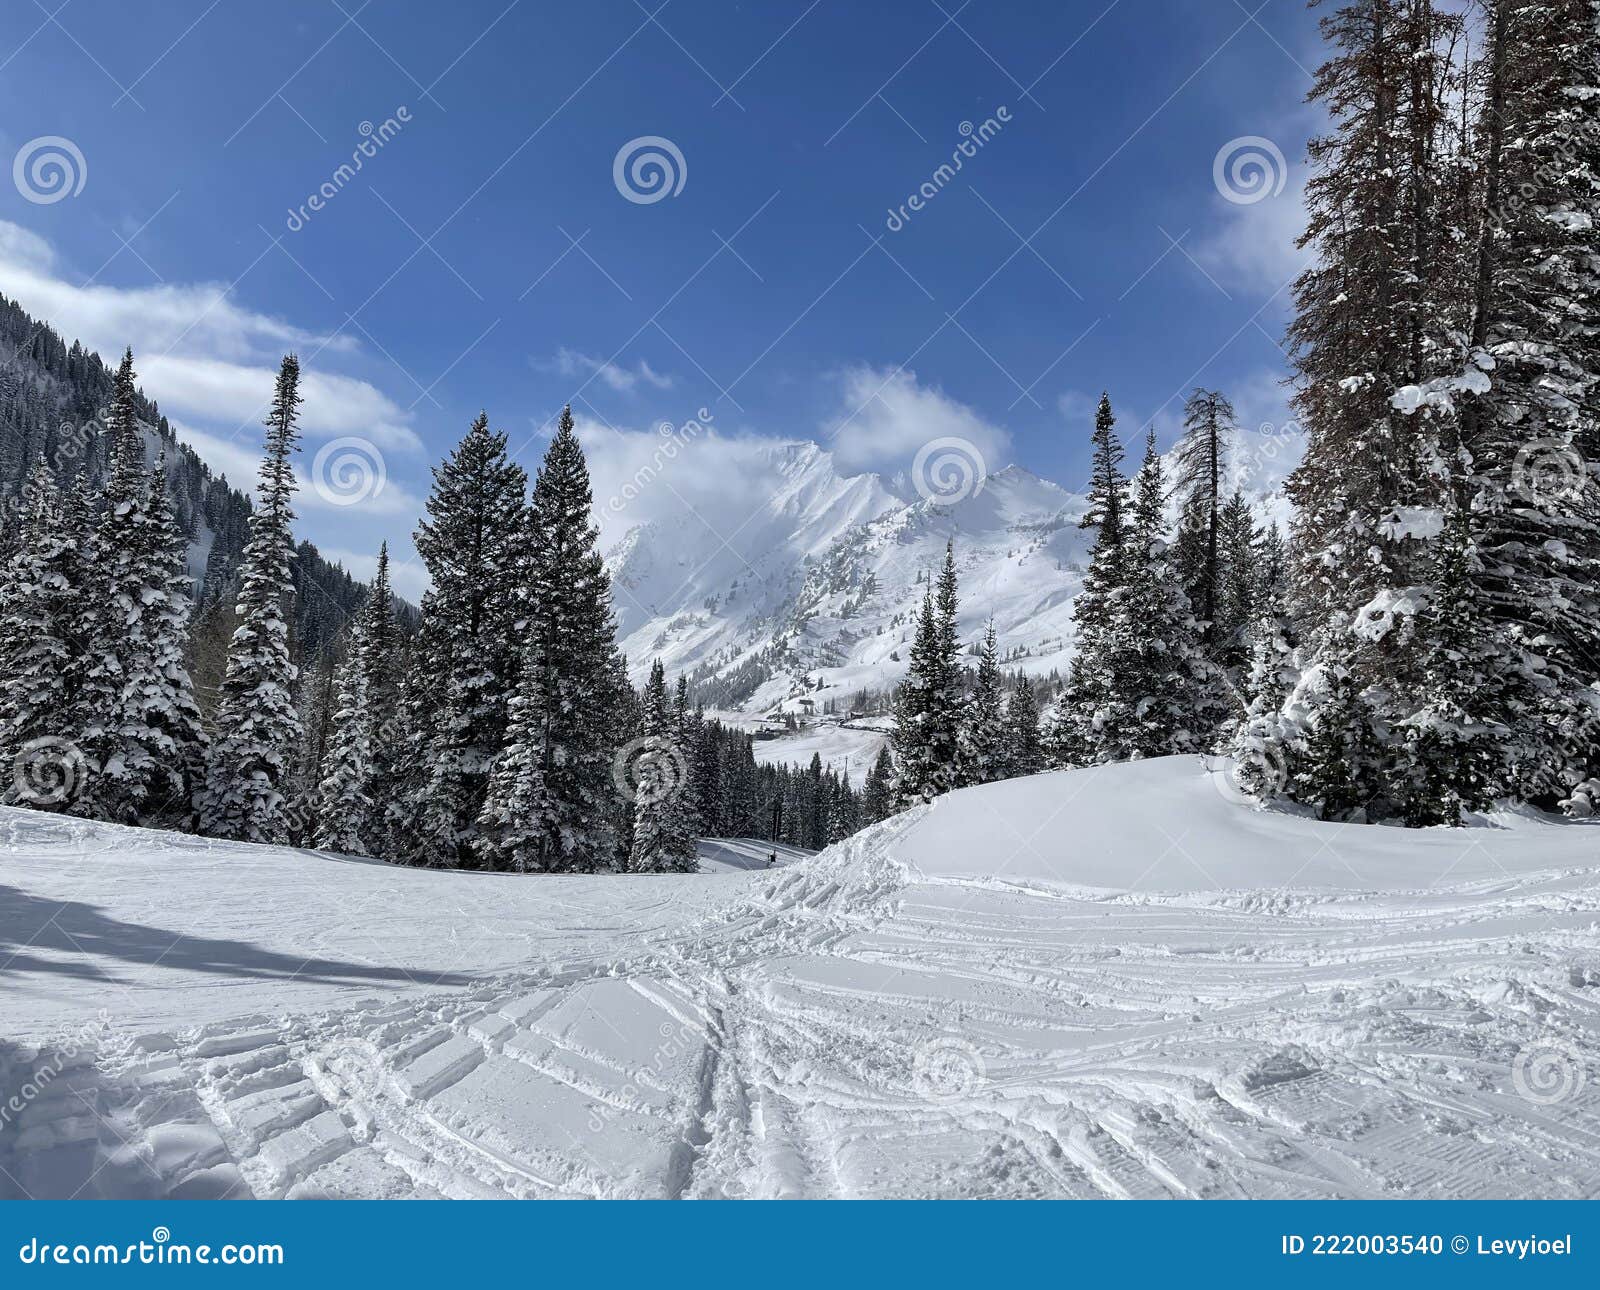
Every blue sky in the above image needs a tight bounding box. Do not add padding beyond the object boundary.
[0,0,1321,596]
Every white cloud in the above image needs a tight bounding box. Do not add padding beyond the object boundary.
[824,366,1012,479]
[0,223,356,364]
[172,420,425,518]
[1191,182,1312,298]
[2,219,427,593]
[545,347,674,394]
[575,413,793,545]
[0,219,415,452]
[147,354,420,450]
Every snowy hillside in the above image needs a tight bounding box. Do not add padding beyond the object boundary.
[607,444,1093,714]
[4,758,1597,1200]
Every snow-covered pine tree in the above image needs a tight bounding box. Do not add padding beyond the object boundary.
[314,545,399,856]
[123,454,207,829]
[294,649,336,841]
[73,348,150,822]
[1229,531,1300,803]
[890,544,963,806]
[1005,676,1045,776]
[474,633,555,872]
[313,626,375,855]
[958,620,1009,785]
[1046,394,1130,765]
[1459,0,1600,807]
[690,704,722,837]
[1292,636,1384,821]
[1117,429,1215,758]
[0,460,87,812]
[487,406,623,872]
[410,412,528,866]
[860,744,895,825]
[673,676,704,838]
[198,355,305,844]
[1396,500,1505,824]
[627,659,697,873]
[1172,387,1234,646]
[1279,0,1465,818]
[1213,491,1259,677]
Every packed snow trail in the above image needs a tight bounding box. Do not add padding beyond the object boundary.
[3,758,1598,1199]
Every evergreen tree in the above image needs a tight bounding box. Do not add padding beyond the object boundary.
[1293,638,1383,821]
[1005,677,1045,776]
[122,455,207,828]
[480,407,622,872]
[474,633,555,872]
[313,628,376,855]
[1459,0,1600,806]
[958,620,1009,784]
[1213,491,1259,676]
[0,460,86,811]
[860,744,895,825]
[74,348,152,822]
[891,571,961,807]
[410,412,528,866]
[1396,502,1504,824]
[199,356,305,843]
[1047,396,1130,765]
[627,659,697,873]
[1172,387,1234,642]
[314,545,398,855]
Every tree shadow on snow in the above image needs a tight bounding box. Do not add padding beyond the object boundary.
[0,885,477,990]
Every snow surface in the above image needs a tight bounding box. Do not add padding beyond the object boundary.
[750,721,888,786]
[3,757,1598,1200]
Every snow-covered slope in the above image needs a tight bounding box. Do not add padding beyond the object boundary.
[4,759,1597,1199]
[606,445,1091,714]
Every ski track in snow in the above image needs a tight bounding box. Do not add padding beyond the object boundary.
[3,761,1599,1200]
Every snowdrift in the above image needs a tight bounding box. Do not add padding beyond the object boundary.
[2,766,1598,1200]
[893,756,1597,893]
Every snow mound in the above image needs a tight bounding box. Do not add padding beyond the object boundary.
[892,756,1598,894]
